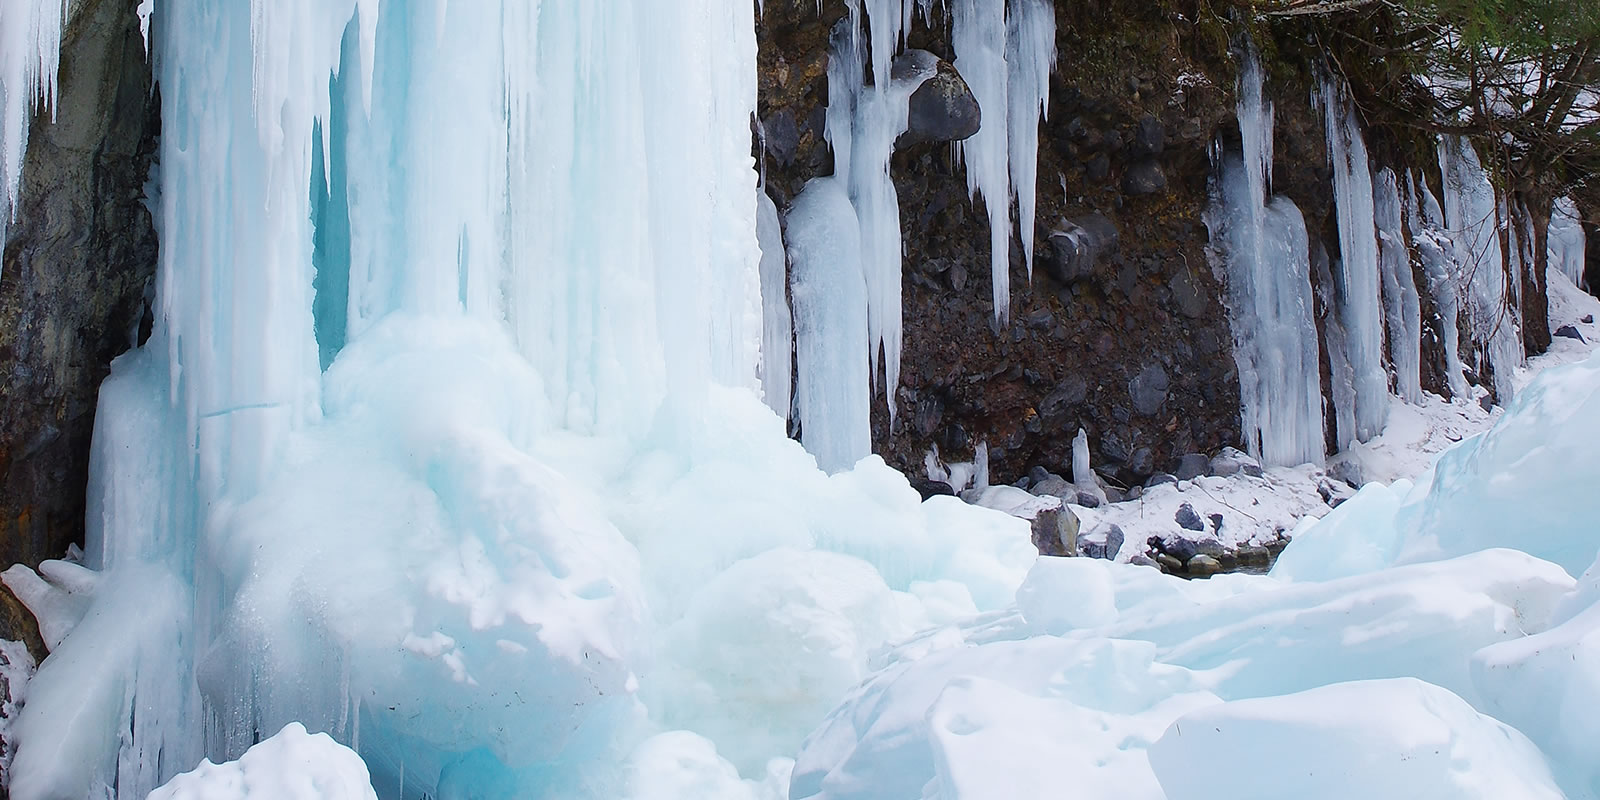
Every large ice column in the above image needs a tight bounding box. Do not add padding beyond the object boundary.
[1441,135,1522,401]
[1320,77,1390,445]
[1207,45,1324,468]
[789,177,871,473]
[636,0,765,402]
[1374,167,1423,403]
[1407,173,1471,400]
[1550,196,1587,289]
[0,0,66,245]
[952,0,1056,325]
[757,190,793,420]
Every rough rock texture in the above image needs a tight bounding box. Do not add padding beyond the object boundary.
[758,1,1268,487]
[0,0,158,653]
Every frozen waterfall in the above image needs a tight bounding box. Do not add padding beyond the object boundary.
[1441,135,1523,401]
[1320,76,1389,446]
[1550,196,1586,290]
[1374,168,1423,403]
[1407,172,1471,400]
[1207,45,1323,468]
[3,1,1043,798]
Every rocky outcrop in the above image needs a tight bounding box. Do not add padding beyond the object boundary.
[759,1,1263,487]
[0,0,158,652]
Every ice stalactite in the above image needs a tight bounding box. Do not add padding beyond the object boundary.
[952,0,1056,325]
[1320,76,1390,446]
[1374,167,1424,403]
[757,190,793,421]
[822,9,936,423]
[1207,45,1324,468]
[800,0,1052,450]
[1407,173,1471,400]
[1441,135,1523,402]
[1005,0,1056,276]
[1549,197,1586,290]
[0,0,66,247]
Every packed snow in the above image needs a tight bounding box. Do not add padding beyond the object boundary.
[147,723,378,800]
[795,344,1600,800]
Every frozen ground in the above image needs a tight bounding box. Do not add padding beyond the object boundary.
[1068,269,1600,570]
[793,323,1600,800]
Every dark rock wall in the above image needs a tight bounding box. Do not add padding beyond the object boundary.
[757,2,1358,486]
[0,0,158,651]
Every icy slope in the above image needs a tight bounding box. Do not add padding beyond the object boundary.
[795,347,1600,800]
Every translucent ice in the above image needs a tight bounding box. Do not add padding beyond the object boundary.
[757,189,793,421]
[1321,77,1389,445]
[1441,136,1523,401]
[1550,196,1586,290]
[0,0,65,245]
[952,0,1056,324]
[1374,167,1423,403]
[6,2,1047,798]
[788,177,871,473]
[1407,173,1471,399]
[1207,46,1323,467]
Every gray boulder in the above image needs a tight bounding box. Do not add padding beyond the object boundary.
[1210,447,1263,479]
[1174,453,1210,481]
[1129,364,1170,416]
[1175,502,1205,532]
[1045,214,1119,284]
[1122,159,1167,195]
[900,55,982,147]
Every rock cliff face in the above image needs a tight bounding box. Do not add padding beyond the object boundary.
[0,0,158,651]
[757,2,1345,486]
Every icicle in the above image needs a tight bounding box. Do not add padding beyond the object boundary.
[952,0,1010,323]
[950,0,1056,324]
[0,0,67,248]
[1373,167,1423,403]
[1440,135,1522,402]
[1319,75,1389,446]
[1407,172,1470,400]
[757,189,793,421]
[1071,428,1092,486]
[1550,196,1586,290]
[1208,44,1323,468]
[820,12,933,424]
[1006,0,1055,278]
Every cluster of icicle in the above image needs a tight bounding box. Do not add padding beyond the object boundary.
[1205,43,1324,468]
[0,0,66,246]
[786,0,1056,473]
[1209,43,1557,466]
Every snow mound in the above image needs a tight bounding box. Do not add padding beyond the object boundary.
[796,350,1600,800]
[1149,678,1563,800]
[147,723,377,800]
